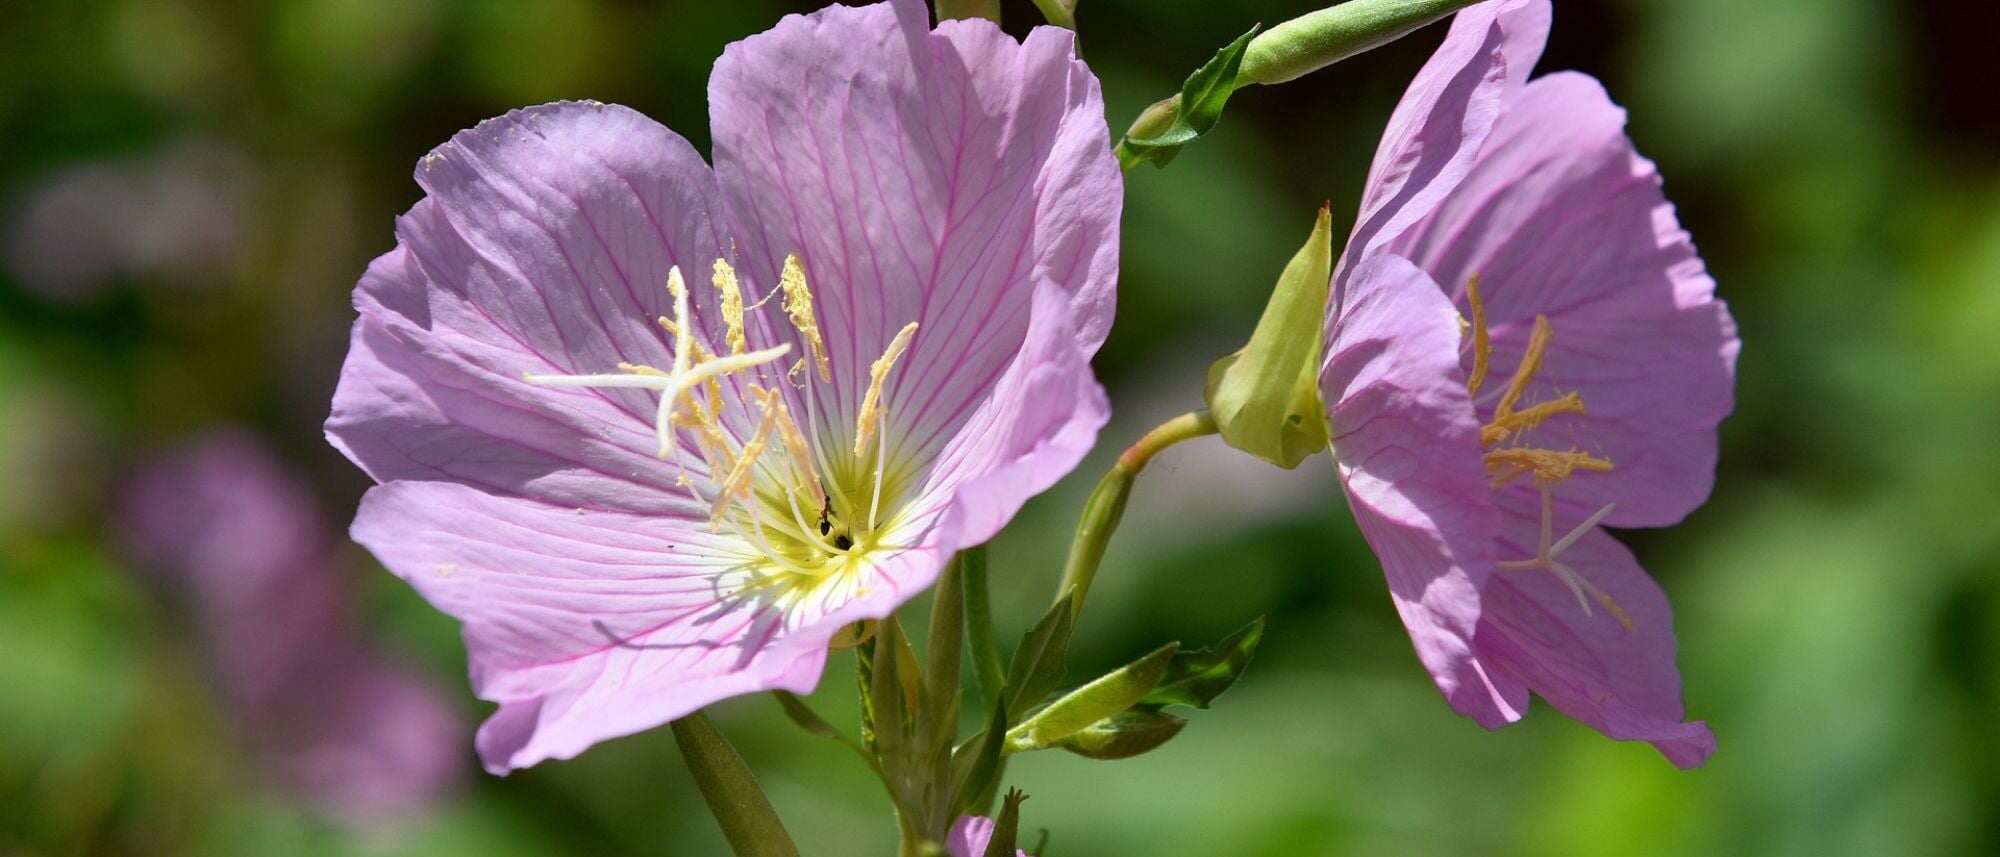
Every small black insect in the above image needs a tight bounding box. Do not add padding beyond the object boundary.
[818,495,834,536]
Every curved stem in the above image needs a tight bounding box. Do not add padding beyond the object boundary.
[1055,410,1219,617]
[671,712,800,857]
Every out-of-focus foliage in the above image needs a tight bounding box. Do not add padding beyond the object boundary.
[1,0,1995,854]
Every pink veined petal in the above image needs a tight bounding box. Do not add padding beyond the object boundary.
[1394,72,1740,527]
[706,0,1118,467]
[1476,503,1715,768]
[351,481,828,773]
[947,815,1032,857]
[1336,0,1550,302]
[1322,254,1523,726]
[327,102,730,512]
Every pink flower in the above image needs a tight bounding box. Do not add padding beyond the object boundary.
[119,429,465,825]
[1320,0,1737,767]
[326,0,1119,773]
[947,815,1031,857]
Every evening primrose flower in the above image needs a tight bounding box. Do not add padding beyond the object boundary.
[1320,0,1737,766]
[326,0,1119,772]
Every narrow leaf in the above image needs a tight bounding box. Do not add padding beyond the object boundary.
[925,556,966,738]
[950,702,1009,819]
[1056,709,1189,760]
[1002,591,1075,721]
[1005,642,1179,753]
[1142,617,1266,709]
[670,712,801,857]
[963,545,1005,709]
[1116,25,1260,169]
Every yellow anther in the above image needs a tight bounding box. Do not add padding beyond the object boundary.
[1493,314,1555,421]
[715,258,747,356]
[780,254,831,381]
[1465,274,1491,396]
[1481,391,1587,447]
[709,389,781,528]
[770,393,826,502]
[1483,447,1614,487]
[618,362,668,377]
[854,322,919,457]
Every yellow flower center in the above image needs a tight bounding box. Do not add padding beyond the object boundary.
[1462,275,1632,631]
[524,255,920,609]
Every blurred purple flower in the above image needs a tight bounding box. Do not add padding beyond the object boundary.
[326,0,1119,772]
[1319,0,1737,767]
[119,429,464,824]
[4,143,245,302]
[947,815,1030,857]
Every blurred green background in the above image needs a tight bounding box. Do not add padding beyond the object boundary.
[3,0,1997,854]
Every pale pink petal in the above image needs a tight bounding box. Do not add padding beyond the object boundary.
[328,102,728,513]
[1337,0,1549,298]
[1323,254,1524,726]
[1391,72,1739,526]
[352,481,826,772]
[1476,505,1715,767]
[707,0,1118,466]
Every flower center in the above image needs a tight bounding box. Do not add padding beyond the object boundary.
[1462,275,1631,630]
[524,255,919,606]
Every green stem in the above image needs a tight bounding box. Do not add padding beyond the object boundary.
[1056,410,1219,617]
[934,0,1000,23]
[963,545,1005,708]
[1029,0,1076,29]
[671,712,800,857]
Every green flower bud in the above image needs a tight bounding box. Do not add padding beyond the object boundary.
[1239,0,1483,86]
[1205,205,1334,469]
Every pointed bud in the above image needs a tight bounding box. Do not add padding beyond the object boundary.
[1206,205,1335,469]
[1239,0,1484,86]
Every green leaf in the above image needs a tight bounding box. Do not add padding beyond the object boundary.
[925,556,966,743]
[950,701,1010,819]
[963,546,1005,709]
[1141,617,1266,709]
[670,712,801,857]
[869,619,908,763]
[1002,591,1075,721]
[1055,709,1190,760]
[1004,642,1178,753]
[1116,25,1260,169]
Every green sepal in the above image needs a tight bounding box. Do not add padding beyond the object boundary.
[1055,708,1189,760]
[1115,25,1260,170]
[1004,642,1178,753]
[983,788,1029,857]
[1205,205,1334,469]
[1140,617,1265,710]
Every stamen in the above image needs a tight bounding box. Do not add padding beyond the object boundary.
[1493,315,1555,420]
[709,389,782,527]
[854,322,919,457]
[780,254,831,382]
[715,258,747,356]
[1465,274,1491,397]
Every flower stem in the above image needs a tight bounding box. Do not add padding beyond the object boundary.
[1056,410,1219,617]
[670,712,800,857]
